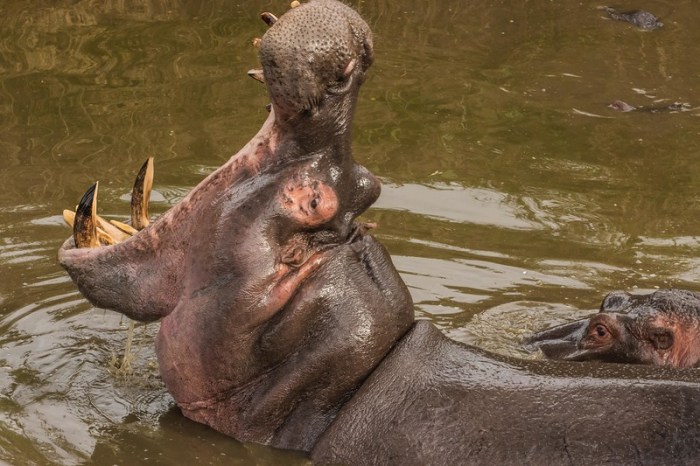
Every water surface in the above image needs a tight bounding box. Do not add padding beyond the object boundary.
[2,0,700,463]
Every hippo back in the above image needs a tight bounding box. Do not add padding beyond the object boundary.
[312,320,700,465]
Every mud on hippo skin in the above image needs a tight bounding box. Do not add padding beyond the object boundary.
[526,289,700,367]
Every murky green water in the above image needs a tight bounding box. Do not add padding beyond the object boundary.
[1,0,700,463]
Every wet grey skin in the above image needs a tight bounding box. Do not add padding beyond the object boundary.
[58,1,700,464]
[603,6,663,30]
[526,289,700,368]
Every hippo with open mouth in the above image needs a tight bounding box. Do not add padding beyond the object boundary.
[58,1,700,464]
[526,289,700,367]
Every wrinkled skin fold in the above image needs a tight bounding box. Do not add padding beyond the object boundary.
[58,1,700,464]
[526,289,700,368]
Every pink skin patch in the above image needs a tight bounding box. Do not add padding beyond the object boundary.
[280,177,338,228]
[648,316,700,368]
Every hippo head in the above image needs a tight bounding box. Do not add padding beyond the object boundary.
[58,0,413,451]
[260,0,373,136]
[525,289,700,368]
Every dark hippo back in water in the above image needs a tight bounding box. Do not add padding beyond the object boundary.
[603,6,663,30]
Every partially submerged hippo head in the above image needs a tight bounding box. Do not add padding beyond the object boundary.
[58,0,413,450]
[526,289,700,367]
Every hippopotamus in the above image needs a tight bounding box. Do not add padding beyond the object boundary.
[526,289,700,368]
[609,100,691,113]
[602,6,663,30]
[58,1,700,464]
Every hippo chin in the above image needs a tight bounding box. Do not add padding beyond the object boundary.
[58,1,700,464]
[526,289,700,368]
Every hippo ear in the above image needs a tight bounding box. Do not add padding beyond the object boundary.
[600,291,633,313]
[260,12,278,26]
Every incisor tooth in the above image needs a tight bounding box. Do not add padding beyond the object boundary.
[96,215,130,243]
[261,12,278,26]
[65,207,129,244]
[248,69,265,84]
[63,209,76,228]
[110,219,138,236]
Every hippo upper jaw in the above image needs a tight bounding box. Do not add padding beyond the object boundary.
[260,0,373,140]
[524,319,590,360]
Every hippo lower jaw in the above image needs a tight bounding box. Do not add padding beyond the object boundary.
[58,110,281,321]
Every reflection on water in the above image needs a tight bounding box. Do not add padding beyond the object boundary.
[2,0,700,463]
[377,182,540,229]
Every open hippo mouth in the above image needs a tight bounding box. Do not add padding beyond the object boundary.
[58,0,414,450]
[53,2,700,464]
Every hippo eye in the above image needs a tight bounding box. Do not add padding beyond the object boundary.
[309,197,319,210]
[651,331,673,351]
[594,324,608,338]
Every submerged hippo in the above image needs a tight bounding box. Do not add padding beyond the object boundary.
[609,100,692,113]
[58,1,700,464]
[602,6,663,30]
[526,289,700,368]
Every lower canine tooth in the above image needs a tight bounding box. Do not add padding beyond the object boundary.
[74,182,101,248]
[131,157,154,230]
[65,208,120,245]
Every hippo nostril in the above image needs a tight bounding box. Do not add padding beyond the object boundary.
[310,198,319,210]
[328,74,353,95]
